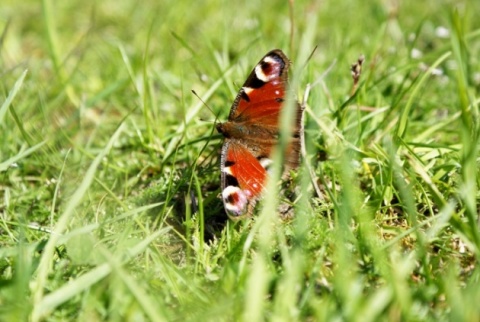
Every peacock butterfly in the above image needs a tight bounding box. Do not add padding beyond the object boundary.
[216,49,303,217]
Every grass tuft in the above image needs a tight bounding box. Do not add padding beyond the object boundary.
[1,0,479,320]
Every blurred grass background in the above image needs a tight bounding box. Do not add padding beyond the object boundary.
[1,0,480,320]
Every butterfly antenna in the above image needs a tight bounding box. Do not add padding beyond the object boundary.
[298,45,319,71]
[191,89,220,125]
[301,58,336,107]
[305,45,318,65]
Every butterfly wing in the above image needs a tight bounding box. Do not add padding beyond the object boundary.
[217,49,303,217]
[219,140,267,216]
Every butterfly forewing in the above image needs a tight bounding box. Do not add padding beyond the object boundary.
[229,50,289,121]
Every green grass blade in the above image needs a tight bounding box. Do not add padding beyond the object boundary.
[31,125,125,321]
[0,70,27,125]
[0,140,46,172]
[396,51,451,140]
[35,227,171,319]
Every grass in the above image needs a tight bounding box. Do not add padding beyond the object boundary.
[1,0,480,320]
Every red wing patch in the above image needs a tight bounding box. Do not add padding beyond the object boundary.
[220,141,266,216]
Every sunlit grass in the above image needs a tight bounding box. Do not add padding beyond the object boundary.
[1,0,480,321]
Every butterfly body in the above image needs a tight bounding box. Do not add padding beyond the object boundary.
[217,49,303,217]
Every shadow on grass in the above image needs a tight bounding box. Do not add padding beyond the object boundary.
[133,162,229,243]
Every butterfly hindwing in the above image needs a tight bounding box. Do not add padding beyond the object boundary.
[219,141,267,216]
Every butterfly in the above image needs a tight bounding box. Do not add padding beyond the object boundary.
[216,49,304,217]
